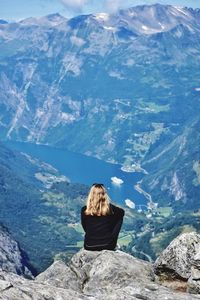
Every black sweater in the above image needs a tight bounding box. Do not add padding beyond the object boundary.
[81,204,125,251]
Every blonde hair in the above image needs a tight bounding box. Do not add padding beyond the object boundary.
[85,184,112,216]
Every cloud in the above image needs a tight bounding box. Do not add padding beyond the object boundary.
[103,0,123,13]
[60,0,125,14]
[60,0,88,12]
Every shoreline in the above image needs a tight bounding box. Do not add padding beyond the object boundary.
[134,181,152,202]
[121,164,148,174]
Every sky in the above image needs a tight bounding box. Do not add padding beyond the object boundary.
[1,0,200,22]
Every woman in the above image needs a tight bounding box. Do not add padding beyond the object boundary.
[81,183,124,251]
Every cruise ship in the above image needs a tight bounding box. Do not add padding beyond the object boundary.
[111,176,124,185]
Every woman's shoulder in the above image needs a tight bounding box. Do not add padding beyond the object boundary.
[81,206,86,213]
[110,203,125,216]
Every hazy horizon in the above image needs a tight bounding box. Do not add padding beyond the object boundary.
[1,0,200,22]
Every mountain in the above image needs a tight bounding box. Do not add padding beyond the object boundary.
[19,13,67,26]
[0,4,199,226]
[0,20,8,24]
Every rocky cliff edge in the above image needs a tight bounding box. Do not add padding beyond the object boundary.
[1,232,200,300]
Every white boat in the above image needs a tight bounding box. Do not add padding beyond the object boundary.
[111,176,124,185]
[125,199,135,209]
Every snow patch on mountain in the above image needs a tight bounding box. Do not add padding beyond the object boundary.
[95,13,110,22]
[103,26,116,32]
[141,25,158,34]
[70,35,86,47]
[6,96,27,138]
[62,53,83,76]
[174,6,191,17]
[123,59,135,67]
[109,70,124,80]
[158,22,166,30]
[170,172,186,201]
[60,112,76,123]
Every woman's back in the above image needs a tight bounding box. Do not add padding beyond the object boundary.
[81,184,125,251]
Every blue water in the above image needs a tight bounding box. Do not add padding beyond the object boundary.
[5,141,147,207]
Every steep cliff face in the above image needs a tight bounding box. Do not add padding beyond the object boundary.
[141,117,200,209]
[0,224,33,277]
[0,232,200,299]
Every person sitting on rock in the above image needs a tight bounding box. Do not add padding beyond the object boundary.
[81,183,125,251]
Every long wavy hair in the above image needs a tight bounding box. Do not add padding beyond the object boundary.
[85,184,113,216]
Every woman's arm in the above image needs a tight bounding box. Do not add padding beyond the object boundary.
[81,207,87,232]
[111,208,124,242]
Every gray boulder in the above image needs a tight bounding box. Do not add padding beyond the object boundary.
[1,233,200,299]
[188,243,200,294]
[35,260,81,291]
[153,232,200,280]
[70,249,154,294]
[0,269,90,300]
[1,248,200,300]
[69,249,200,299]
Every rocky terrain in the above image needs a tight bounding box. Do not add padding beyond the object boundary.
[0,231,200,299]
[154,232,200,294]
[0,224,33,278]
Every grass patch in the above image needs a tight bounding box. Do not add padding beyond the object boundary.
[118,234,132,246]
[69,223,84,234]
[76,240,84,247]
[138,101,170,113]
[192,210,200,216]
[157,207,173,217]
[193,161,200,186]
[181,225,196,234]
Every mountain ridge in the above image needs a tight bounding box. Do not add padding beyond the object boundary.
[0,3,199,211]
